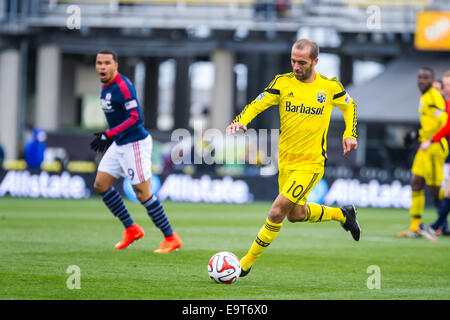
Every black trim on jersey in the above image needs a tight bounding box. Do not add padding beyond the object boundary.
[304,205,312,221]
[318,206,325,222]
[268,75,283,90]
[265,88,280,95]
[322,75,345,91]
[321,131,327,162]
[268,73,292,90]
[333,91,346,100]
[352,103,358,138]
[331,77,345,91]
[231,104,249,124]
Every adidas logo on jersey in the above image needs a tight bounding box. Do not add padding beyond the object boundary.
[287,92,294,97]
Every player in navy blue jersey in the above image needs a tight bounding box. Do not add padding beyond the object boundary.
[91,49,182,252]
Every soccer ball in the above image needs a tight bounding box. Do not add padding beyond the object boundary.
[207,251,242,284]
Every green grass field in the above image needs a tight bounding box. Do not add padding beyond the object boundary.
[0,197,449,300]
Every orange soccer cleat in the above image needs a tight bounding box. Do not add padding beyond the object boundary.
[114,223,145,250]
[153,232,182,253]
[396,228,421,239]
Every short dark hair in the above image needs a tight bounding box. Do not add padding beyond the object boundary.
[97,49,118,62]
[292,39,319,61]
[419,66,434,79]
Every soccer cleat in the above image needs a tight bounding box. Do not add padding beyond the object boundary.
[440,228,450,236]
[396,229,422,238]
[340,205,361,241]
[114,223,145,250]
[418,224,437,242]
[153,232,182,253]
[240,267,252,278]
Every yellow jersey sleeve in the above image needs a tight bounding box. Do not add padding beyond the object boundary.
[418,88,447,141]
[331,79,358,140]
[231,75,282,126]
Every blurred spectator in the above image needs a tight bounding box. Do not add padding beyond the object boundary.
[253,0,276,20]
[24,127,47,170]
[276,0,291,18]
[303,0,319,14]
[433,79,445,97]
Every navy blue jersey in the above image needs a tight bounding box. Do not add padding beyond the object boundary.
[100,73,148,145]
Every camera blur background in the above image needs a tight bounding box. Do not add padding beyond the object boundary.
[1,0,450,207]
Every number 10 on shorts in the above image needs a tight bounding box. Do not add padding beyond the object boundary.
[281,172,322,205]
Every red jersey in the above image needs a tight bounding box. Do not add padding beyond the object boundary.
[432,98,450,142]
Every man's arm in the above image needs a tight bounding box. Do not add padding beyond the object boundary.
[420,98,448,151]
[105,109,139,138]
[106,97,140,139]
[91,100,140,153]
[431,115,450,143]
[226,77,281,135]
[332,84,358,155]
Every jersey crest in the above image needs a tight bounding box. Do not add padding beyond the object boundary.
[317,91,327,104]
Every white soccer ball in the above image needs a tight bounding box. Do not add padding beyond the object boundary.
[207,251,241,284]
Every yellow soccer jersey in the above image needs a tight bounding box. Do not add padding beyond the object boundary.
[418,87,447,142]
[231,72,357,171]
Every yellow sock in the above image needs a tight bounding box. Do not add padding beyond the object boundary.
[409,190,425,232]
[241,218,282,271]
[304,203,346,223]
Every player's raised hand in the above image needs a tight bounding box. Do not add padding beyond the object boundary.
[343,137,358,155]
[226,123,247,135]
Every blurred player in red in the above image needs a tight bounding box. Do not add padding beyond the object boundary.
[91,49,182,252]
[420,70,450,236]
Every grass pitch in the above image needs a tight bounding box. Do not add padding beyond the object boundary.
[0,197,449,300]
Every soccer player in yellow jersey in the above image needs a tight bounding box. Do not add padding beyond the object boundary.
[226,39,361,277]
[397,67,448,242]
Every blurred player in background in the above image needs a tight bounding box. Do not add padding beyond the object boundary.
[397,67,448,242]
[433,79,445,97]
[24,127,47,170]
[91,49,182,252]
[226,39,360,278]
[419,70,450,237]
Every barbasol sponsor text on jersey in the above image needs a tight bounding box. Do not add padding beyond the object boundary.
[285,101,324,115]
